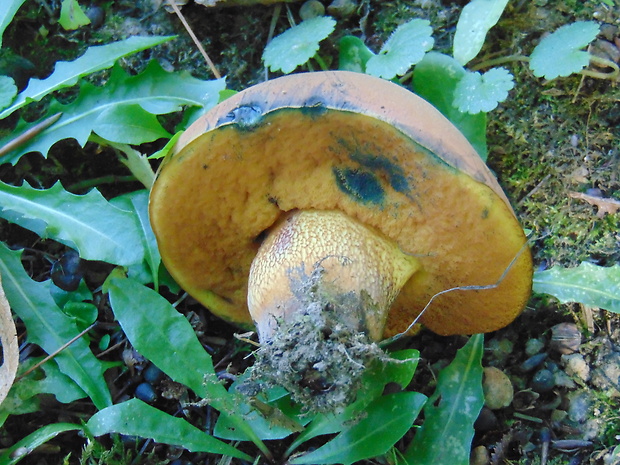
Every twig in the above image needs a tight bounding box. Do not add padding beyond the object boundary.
[517,173,551,206]
[470,55,530,72]
[166,0,221,79]
[68,174,138,192]
[234,331,260,347]
[15,323,97,382]
[0,112,62,159]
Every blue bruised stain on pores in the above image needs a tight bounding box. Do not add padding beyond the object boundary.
[333,167,385,206]
[349,152,411,194]
[218,105,263,129]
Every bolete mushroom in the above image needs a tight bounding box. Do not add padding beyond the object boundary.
[149,71,532,410]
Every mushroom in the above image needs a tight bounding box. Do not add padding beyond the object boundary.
[149,71,532,410]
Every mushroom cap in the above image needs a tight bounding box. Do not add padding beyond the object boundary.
[149,71,532,337]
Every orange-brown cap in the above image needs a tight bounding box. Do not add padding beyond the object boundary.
[149,70,532,337]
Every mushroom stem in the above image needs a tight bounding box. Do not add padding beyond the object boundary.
[246,209,419,410]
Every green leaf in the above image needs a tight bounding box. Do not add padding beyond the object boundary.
[453,67,514,114]
[533,262,620,312]
[412,52,487,160]
[338,36,374,73]
[263,16,336,74]
[403,334,484,465]
[0,423,82,465]
[0,245,112,410]
[0,61,226,164]
[149,130,183,160]
[107,277,220,397]
[59,0,90,30]
[37,359,88,403]
[92,137,155,188]
[366,19,434,80]
[0,181,145,266]
[0,373,42,418]
[107,278,270,455]
[291,391,426,465]
[3,357,88,410]
[0,76,17,110]
[453,0,510,65]
[110,190,161,287]
[0,36,175,120]
[86,399,251,460]
[382,349,419,388]
[530,21,600,80]
[285,350,419,454]
[214,386,311,441]
[0,0,28,48]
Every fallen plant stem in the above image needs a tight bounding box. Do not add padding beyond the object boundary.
[470,54,530,72]
[471,54,619,81]
[15,323,97,382]
[513,412,543,423]
[314,54,329,71]
[166,0,221,79]
[0,113,62,159]
[68,175,138,192]
[582,55,620,80]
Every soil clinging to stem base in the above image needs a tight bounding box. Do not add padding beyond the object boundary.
[248,263,386,413]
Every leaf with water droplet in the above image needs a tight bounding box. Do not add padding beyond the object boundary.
[533,262,620,313]
[453,67,514,114]
[366,19,434,79]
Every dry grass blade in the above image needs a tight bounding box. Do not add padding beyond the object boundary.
[0,273,19,406]
[0,112,62,158]
[166,0,222,79]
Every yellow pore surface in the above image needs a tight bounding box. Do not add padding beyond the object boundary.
[149,109,533,337]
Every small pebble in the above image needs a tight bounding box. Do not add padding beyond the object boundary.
[554,370,576,389]
[591,351,620,395]
[583,418,602,441]
[520,353,547,372]
[550,409,567,423]
[474,407,498,432]
[593,39,620,64]
[135,382,157,403]
[531,369,555,393]
[483,367,513,410]
[327,0,357,17]
[525,338,545,356]
[562,353,590,382]
[470,445,490,465]
[143,364,165,384]
[567,390,591,423]
[299,0,325,20]
[549,323,582,355]
[51,249,84,292]
[85,6,106,28]
[486,338,513,365]
[600,24,619,41]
